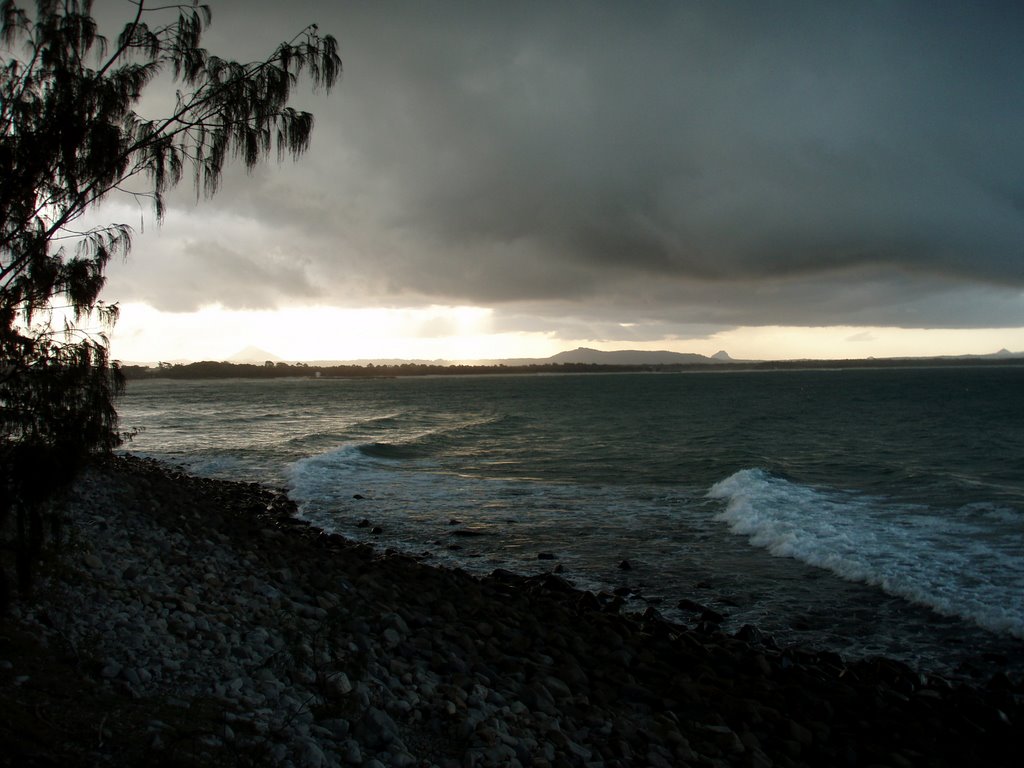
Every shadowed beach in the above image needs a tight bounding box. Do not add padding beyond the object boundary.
[2,454,1022,767]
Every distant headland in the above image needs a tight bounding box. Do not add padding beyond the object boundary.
[121,347,1024,380]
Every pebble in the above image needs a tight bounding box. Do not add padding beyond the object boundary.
[297,738,326,768]
[341,739,362,764]
[83,553,104,570]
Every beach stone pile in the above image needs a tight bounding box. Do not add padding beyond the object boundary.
[4,455,1022,767]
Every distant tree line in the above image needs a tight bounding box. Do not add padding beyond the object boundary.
[122,360,694,379]
[120,355,1024,382]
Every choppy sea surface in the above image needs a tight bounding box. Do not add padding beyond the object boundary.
[117,367,1024,679]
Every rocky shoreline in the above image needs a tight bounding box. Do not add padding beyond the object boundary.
[2,454,1022,767]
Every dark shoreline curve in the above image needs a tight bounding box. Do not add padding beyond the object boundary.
[4,453,1022,767]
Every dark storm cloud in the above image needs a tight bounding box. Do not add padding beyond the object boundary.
[102,0,1024,328]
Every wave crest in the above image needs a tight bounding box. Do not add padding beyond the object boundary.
[708,468,1024,638]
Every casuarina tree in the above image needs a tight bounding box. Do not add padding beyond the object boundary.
[0,0,340,607]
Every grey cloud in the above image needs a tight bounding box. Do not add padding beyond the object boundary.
[106,228,324,311]
[490,310,727,345]
[103,0,1024,327]
[498,269,1024,333]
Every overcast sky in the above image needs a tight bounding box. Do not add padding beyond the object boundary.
[90,0,1024,361]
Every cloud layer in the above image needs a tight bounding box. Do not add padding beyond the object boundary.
[100,0,1024,334]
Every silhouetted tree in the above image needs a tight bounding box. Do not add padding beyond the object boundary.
[0,0,340,607]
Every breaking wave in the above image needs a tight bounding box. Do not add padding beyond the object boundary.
[708,468,1024,638]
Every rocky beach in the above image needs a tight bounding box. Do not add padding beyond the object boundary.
[2,455,1022,767]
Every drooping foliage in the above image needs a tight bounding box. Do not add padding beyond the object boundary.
[0,0,341,606]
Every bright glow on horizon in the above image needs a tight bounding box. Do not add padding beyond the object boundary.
[108,302,1024,364]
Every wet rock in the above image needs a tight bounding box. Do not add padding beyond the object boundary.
[354,707,399,750]
[450,528,490,537]
[297,738,326,767]
[735,623,778,649]
[677,598,706,613]
[328,671,353,696]
[83,553,104,570]
[700,607,726,624]
[341,740,362,764]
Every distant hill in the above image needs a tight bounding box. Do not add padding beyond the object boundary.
[544,347,717,365]
[228,346,282,363]
[126,346,1023,371]
[941,348,1023,360]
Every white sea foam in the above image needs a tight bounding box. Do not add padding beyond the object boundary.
[128,450,257,482]
[286,444,385,513]
[708,469,1024,638]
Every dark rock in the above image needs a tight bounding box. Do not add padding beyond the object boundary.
[353,706,399,750]
[700,608,726,624]
[597,592,625,612]
[618,559,632,571]
[735,624,777,650]
[357,518,371,528]
[537,552,558,560]
[677,598,706,613]
[529,573,576,594]
[695,620,725,635]
[575,591,603,613]
[488,568,523,584]
[352,493,365,500]
[988,672,1014,691]
[641,606,664,622]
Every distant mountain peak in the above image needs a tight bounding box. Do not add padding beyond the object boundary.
[711,350,733,360]
[228,345,281,363]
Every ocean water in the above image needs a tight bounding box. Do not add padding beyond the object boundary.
[116,366,1024,679]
